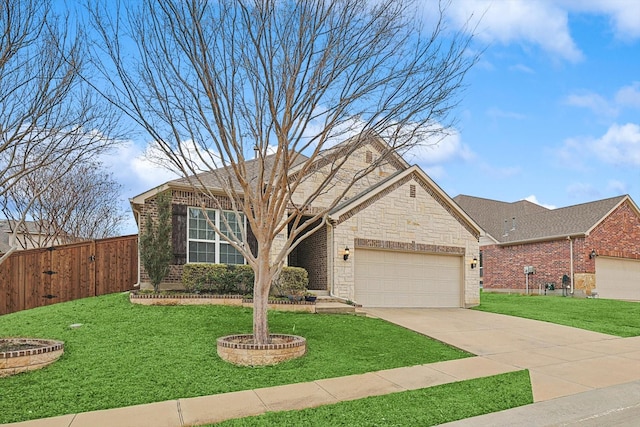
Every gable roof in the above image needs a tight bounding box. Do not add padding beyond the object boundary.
[453,194,634,245]
[330,166,482,238]
[170,151,310,190]
[131,132,408,206]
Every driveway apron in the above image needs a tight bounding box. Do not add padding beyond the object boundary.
[362,308,640,402]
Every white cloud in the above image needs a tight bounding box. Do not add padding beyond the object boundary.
[590,123,640,166]
[565,0,640,40]
[565,82,640,118]
[524,195,556,209]
[557,123,640,169]
[407,129,474,165]
[444,0,583,62]
[564,92,618,117]
[615,82,640,109]
[100,141,179,196]
[443,0,640,62]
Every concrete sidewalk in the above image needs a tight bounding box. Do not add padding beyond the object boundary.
[5,355,519,427]
[7,308,640,426]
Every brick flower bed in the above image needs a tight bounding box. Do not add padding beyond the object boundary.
[217,334,307,366]
[129,292,316,312]
[0,338,64,377]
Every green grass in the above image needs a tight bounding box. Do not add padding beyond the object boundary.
[210,370,533,427]
[474,292,640,337]
[0,293,470,424]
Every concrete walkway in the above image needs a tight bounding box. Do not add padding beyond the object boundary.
[6,308,640,426]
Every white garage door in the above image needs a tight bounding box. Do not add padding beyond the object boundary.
[354,249,462,307]
[596,257,640,301]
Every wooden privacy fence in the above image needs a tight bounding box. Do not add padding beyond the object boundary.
[0,235,138,315]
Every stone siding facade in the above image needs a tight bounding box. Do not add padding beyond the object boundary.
[291,143,402,210]
[330,177,480,307]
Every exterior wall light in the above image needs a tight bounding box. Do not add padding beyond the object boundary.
[589,249,597,259]
[343,247,350,261]
[471,257,478,269]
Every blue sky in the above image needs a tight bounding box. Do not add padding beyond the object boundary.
[416,0,640,210]
[105,1,640,233]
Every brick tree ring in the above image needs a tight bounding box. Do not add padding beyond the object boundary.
[216,334,307,366]
[0,338,64,377]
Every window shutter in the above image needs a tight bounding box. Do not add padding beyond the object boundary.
[172,204,187,265]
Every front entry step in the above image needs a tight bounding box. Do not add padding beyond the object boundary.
[315,301,356,314]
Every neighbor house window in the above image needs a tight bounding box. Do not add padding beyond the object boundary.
[187,207,245,264]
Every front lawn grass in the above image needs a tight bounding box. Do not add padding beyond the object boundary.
[475,292,640,337]
[211,370,533,427]
[0,293,470,424]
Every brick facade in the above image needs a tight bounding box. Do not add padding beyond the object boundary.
[139,190,254,289]
[481,238,583,291]
[587,202,640,261]
[482,200,640,294]
[288,222,328,290]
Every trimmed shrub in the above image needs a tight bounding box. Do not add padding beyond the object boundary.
[182,264,254,294]
[272,267,309,297]
[182,264,309,297]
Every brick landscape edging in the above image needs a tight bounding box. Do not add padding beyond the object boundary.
[217,334,307,366]
[129,292,316,312]
[0,339,64,377]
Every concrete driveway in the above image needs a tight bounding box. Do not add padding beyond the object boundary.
[363,308,640,402]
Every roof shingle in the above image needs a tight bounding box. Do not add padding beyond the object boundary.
[453,194,628,244]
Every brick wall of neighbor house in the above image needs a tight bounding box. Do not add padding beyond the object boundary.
[331,176,480,307]
[481,238,587,291]
[482,200,640,294]
[586,201,640,261]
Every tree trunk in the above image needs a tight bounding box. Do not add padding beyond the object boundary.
[252,245,272,344]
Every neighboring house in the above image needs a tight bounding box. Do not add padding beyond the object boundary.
[0,220,68,253]
[454,194,640,301]
[130,135,482,308]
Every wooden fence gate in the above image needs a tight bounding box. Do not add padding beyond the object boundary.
[0,235,138,315]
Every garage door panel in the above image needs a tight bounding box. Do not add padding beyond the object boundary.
[355,249,462,308]
[596,257,640,301]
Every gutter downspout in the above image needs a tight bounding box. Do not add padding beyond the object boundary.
[134,208,141,288]
[568,236,574,294]
[327,221,335,297]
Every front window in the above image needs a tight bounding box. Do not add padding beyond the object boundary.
[187,207,245,264]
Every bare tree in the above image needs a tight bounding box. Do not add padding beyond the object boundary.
[90,0,477,344]
[1,161,127,248]
[0,0,120,262]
